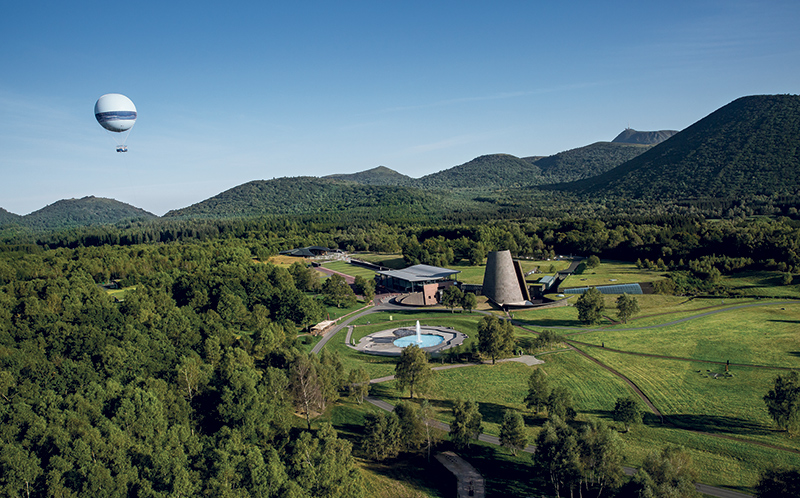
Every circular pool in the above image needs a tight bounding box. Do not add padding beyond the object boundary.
[393,334,444,348]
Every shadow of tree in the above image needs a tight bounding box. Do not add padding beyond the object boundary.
[514,318,585,329]
[664,414,773,436]
[476,401,516,426]
[360,454,455,497]
[464,444,549,497]
[582,408,615,421]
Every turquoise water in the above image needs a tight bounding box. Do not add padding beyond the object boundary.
[393,334,444,348]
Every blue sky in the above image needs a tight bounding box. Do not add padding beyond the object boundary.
[2,1,799,215]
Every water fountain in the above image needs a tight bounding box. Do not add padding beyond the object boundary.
[392,320,445,348]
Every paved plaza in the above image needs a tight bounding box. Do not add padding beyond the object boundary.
[351,325,467,356]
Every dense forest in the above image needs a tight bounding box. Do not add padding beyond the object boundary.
[0,240,365,497]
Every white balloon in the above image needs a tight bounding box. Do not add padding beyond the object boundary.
[94,93,137,132]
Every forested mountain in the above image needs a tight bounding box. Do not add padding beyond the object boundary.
[560,95,800,199]
[163,177,458,219]
[612,128,678,145]
[22,196,156,229]
[531,142,652,182]
[323,166,414,186]
[323,141,657,190]
[0,207,23,227]
[413,153,543,188]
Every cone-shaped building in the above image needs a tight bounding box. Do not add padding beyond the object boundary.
[482,250,531,306]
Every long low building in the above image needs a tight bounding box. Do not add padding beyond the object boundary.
[376,264,461,294]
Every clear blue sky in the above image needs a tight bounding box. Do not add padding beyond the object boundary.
[2,1,798,216]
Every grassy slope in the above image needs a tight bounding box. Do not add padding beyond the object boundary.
[562,260,667,287]
[322,261,378,279]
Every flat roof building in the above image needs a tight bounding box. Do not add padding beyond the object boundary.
[376,264,461,293]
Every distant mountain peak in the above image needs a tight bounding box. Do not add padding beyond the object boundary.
[562,94,800,199]
[612,128,678,145]
[23,196,156,229]
[324,166,414,186]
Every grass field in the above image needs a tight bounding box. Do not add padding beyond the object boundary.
[562,260,668,288]
[266,254,313,268]
[351,252,407,270]
[571,301,800,367]
[102,285,136,300]
[724,270,800,297]
[322,260,378,279]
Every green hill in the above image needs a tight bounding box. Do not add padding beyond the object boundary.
[413,153,543,189]
[22,196,157,229]
[559,95,800,199]
[612,128,678,145]
[0,208,23,227]
[324,166,415,186]
[532,142,653,182]
[162,177,453,218]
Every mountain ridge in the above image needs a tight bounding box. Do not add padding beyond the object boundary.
[7,95,799,227]
[612,128,678,145]
[323,166,414,186]
[557,94,800,199]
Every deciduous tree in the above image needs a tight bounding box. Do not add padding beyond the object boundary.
[322,273,356,308]
[525,368,550,414]
[290,355,324,430]
[615,293,640,324]
[575,287,605,325]
[461,292,477,313]
[362,411,400,461]
[546,386,576,421]
[477,315,515,364]
[627,446,699,498]
[764,371,800,433]
[450,399,483,450]
[533,416,582,498]
[499,409,527,456]
[394,401,425,452]
[756,468,800,497]
[441,285,464,313]
[612,396,643,432]
[347,367,370,405]
[394,344,432,399]
[578,420,625,497]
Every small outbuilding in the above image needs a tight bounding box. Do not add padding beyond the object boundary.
[279,246,336,257]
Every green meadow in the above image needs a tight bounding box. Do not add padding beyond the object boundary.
[322,260,378,279]
[562,259,668,287]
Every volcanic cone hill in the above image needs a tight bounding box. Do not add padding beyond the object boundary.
[557,95,800,199]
